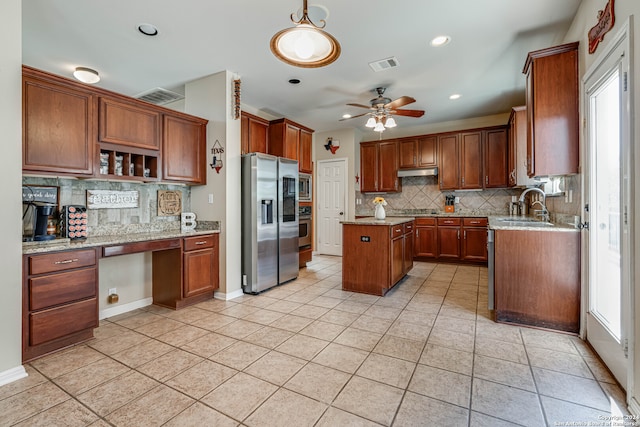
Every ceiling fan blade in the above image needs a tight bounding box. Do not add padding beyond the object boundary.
[339,112,369,121]
[346,103,375,110]
[390,108,425,118]
[385,96,416,110]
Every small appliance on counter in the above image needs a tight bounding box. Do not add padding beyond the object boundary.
[445,195,455,213]
[59,205,88,239]
[23,203,57,241]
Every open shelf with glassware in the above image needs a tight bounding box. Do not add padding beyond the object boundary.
[98,143,159,182]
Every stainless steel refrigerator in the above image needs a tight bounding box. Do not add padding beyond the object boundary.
[241,153,299,294]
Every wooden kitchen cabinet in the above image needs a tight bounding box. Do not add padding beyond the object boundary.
[241,111,269,155]
[524,42,579,177]
[484,128,508,188]
[359,140,401,193]
[162,113,208,184]
[22,248,99,362]
[460,131,483,190]
[269,118,314,167]
[494,229,580,333]
[508,106,537,187]
[298,128,313,173]
[342,219,413,296]
[22,67,95,176]
[153,233,219,309]
[414,218,437,258]
[98,96,161,150]
[437,217,462,259]
[461,217,488,261]
[398,136,437,169]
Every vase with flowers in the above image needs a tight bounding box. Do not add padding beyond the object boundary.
[373,197,387,220]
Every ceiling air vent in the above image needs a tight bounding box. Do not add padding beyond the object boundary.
[369,57,399,72]
[135,87,184,105]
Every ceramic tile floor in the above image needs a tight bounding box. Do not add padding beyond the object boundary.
[1,255,634,426]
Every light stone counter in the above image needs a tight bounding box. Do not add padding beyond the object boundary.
[341,217,415,226]
[23,226,220,254]
[488,215,579,232]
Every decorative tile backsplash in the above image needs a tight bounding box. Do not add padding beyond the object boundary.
[22,177,191,236]
[356,176,523,216]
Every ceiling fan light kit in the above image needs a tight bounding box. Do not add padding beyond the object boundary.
[270,0,340,68]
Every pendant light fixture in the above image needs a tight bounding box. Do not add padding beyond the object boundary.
[270,0,341,68]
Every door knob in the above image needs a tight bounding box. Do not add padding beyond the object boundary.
[339,211,344,215]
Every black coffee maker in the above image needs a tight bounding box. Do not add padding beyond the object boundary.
[23,203,56,241]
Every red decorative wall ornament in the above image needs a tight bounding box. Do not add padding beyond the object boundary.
[588,0,615,54]
[355,174,359,184]
[324,137,340,154]
[210,140,224,174]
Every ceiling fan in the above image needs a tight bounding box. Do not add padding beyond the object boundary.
[340,87,425,132]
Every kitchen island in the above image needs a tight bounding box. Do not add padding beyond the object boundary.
[342,217,414,296]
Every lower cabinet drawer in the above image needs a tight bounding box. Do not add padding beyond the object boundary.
[28,249,96,275]
[29,298,97,346]
[184,235,215,251]
[29,268,97,311]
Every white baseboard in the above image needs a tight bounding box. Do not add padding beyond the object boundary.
[214,288,243,301]
[628,397,640,417]
[99,297,153,320]
[0,365,27,387]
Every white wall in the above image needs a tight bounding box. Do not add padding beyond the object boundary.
[187,72,242,299]
[0,0,26,384]
[564,0,640,412]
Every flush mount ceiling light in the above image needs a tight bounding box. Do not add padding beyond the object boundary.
[73,67,100,84]
[270,0,341,68]
[430,35,451,47]
[449,93,462,100]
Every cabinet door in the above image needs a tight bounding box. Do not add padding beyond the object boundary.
[299,129,313,173]
[403,232,414,273]
[462,227,488,261]
[398,139,417,169]
[163,114,207,184]
[249,118,269,154]
[418,136,437,167]
[484,128,508,188]
[415,226,437,257]
[438,134,459,190]
[391,236,404,285]
[460,131,483,189]
[23,76,94,175]
[378,141,400,192]
[508,110,517,187]
[284,123,300,160]
[360,143,378,192]
[438,227,461,259]
[183,248,215,298]
[98,97,161,150]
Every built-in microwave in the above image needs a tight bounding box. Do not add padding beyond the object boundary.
[299,173,312,201]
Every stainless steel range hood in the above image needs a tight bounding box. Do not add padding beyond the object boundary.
[397,167,438,177]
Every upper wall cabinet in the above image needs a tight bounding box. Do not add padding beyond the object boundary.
[22,66,209,185]
[98,97,161,150]
[162,114,208,185]
[268,118,314,173]
[240,111,269,155]
[508,106,537,187]
[23,67,95,176]
[398,136,437,169]
[360,140,401,193]
[524,42,579,177]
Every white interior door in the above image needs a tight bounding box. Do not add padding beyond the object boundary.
[317,159,347,256]
[584,24,632,390]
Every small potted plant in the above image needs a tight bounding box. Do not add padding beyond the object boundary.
[373,197,387,220]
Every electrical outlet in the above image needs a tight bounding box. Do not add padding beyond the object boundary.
[108,288,117,296]
[454,197,460,204]
[208,194,214,204]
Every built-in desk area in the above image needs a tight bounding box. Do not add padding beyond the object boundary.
[21,228,219,362]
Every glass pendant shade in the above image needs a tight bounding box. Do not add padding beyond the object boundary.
[374,121,385,132]
[365,117,377,128]
[384,116,397,128]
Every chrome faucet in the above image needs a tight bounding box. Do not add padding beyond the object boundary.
[519,187,549,221]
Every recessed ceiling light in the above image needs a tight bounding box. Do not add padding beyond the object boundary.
[342,114,352,119]
[430,35,451,47]
[449,93,462,100]
[73,67,100,84]
[288,78,301,84]
[138,23,159,36]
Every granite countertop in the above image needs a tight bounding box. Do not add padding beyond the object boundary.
[488,215,579,232]
[357,210,493,218]
[342,217,415,226]
[23,228,220,254]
